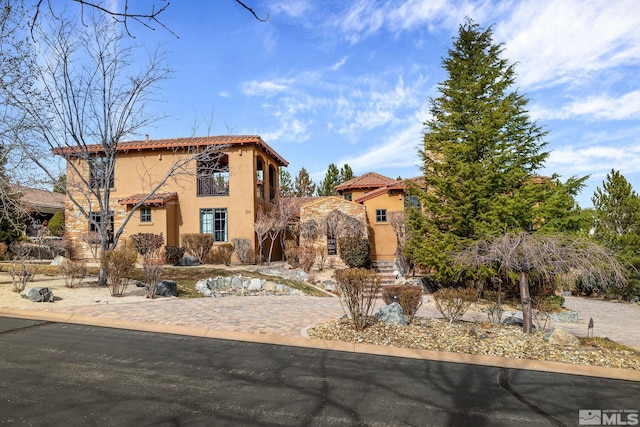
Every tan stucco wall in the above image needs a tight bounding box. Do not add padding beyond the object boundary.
[63,143,282,260]
[361,190,405,261]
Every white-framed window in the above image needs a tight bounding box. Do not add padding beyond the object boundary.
[140,207,152,223]
[375,209,387,223]
[200,208,228,242]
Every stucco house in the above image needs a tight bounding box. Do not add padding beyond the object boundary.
[54,135,288,261]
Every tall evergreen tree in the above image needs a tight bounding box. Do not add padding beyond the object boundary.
[339,164,354,183]
[278,167,294,197]
[592,169,640,299]
[406,19,580,283]
[293,167,316,197]
[317,163,340,196]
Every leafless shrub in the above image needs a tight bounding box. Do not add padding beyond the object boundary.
[482,290,505,324]
[81,232,101,262]
[206,244,234,266]
[232,237,251,264]
[60,259,87,288]
[8,243,34,292]
[389,211,406,246]
[284,242,300,268]
[299,245,315,273]
[300,220,320,240]
[335,268,382,331]
[316,247,327,271]
[0,242,7,260]
[182,233,214,264]
[531,295,563,331]
[101,247,137,297]
[143,256,164,299]
[433,288,476,324]
[382,285,423,323]
[8,263,35,293]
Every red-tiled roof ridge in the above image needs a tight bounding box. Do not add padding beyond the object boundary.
[118,192,178,206]
[335,172,400,191]
[53,135,288,167]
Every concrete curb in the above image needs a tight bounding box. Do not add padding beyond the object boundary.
[2,308,639,383]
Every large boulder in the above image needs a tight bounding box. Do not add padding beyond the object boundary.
[374,302,408,326]
[155,280,178,297]
[178,256,200,266]
[20,287,54,303]
[195,278,216,297]
[248,278,264,291]
[543,327,580,347]
[49,255,67,266]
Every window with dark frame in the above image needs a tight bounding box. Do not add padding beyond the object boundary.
[140,207,152,223]
[89,156,114,189]
[344,193,352,201]
[375,209,387,223]
[89,211,114,243]
[200,208,228,242]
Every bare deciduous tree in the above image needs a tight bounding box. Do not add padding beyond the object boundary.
[455,232,626,333]
[5,10,227,285]
[32,0,268,37]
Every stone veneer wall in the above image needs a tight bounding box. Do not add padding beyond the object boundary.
[299,197,367,267]
[64,199,129,260]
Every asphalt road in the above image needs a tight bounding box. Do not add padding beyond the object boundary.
[0,317,638,426]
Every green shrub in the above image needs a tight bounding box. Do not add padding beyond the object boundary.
[48,211,65,237]
[182,233,214,263]
[231,237,252,264]
[433,287,476,324]
[129,233,164,258]
[101,247,137,297]
[164,245,185,266]
[338,236,370,268]
[382,285,423,322]
[335,268,381,331]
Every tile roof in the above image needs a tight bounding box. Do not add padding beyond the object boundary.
[334,172,400,192]
[53,135,289,167]
[118,192,178,206]
[353,186,403,203]
[16,187,66,213]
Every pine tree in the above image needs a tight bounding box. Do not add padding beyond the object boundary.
[317,163,340,196]
[406,19,580,283]
[293,167,316,197]
[592,170,640,299]
[339,164,354,183]
[278,167,294,197]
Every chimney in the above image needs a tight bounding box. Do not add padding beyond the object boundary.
[145,134,149,142]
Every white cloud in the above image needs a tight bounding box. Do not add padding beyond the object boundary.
[241,80,289,97]
[338,122,424,174]
[271,0,314,18]
[495,0,640,89]
[533,91,640,121]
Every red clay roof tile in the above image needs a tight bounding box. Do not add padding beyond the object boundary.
[53,135,288,167]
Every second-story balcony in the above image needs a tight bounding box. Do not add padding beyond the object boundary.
[197,176,229,197]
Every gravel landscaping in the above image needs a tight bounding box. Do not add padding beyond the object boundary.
[307,317,640,370]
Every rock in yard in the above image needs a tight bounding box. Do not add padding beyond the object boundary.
[195,278,215,297]
[248,278,264,291]
[20,287,54,303]
[155,280,178,297]
[543,327,580,347]
[178,256,200,266]
[49,255,67,266]
[374,302,408,326]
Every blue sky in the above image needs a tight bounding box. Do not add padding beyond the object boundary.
[132,0,640,207]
